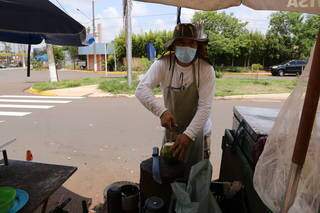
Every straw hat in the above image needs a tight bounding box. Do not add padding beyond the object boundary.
[165,23,209,59]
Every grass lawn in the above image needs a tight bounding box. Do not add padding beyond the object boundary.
[32,77,106,91]
[32,77,297,96]
[215,78,297,96]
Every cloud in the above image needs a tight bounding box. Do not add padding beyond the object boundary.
[180,8,197,23]
[222,5,273,34]
[96,7,123,42]
[132,1,150,17]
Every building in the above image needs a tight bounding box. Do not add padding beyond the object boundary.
[78,43,114,71]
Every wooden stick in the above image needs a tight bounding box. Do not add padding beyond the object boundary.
[281,32,320,212]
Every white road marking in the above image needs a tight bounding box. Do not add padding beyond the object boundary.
[0,95,83,99]
[0,99,71,104]
[0,121,5,123]
[0,104,54,109]
[0,111,31,116]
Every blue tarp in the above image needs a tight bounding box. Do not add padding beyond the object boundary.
[146,42,156,61]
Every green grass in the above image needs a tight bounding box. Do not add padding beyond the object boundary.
[215,78,297,96]
[32,77,106,91]
[32,77,298,97]
[98,78,138,95]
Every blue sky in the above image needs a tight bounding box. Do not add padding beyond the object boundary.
[51,0,274,42]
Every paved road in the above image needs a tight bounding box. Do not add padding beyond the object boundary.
[0,69,285,210]
[0,95,284,208]
[0,68,105,94]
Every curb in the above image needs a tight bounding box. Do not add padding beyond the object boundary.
[214,93,290,100]
[26,87,289,100]
[62,69,127,75]
[25,87,56,96]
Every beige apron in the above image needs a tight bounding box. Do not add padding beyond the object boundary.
[163,58,204,167]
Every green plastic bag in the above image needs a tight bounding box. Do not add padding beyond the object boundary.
[171,160,222,213]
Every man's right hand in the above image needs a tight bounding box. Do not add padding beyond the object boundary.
[160,111,176,130]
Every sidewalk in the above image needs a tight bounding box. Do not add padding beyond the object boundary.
[27,84,290,100]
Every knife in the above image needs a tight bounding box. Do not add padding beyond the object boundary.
[152,147,162,184]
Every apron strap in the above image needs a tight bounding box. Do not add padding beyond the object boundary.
[169,56,176,88]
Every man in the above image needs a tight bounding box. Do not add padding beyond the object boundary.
[135,23,215,166]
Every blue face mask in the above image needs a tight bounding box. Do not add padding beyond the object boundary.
[175,46,197,64]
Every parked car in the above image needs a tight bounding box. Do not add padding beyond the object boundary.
[0,64,6,69]
[271,60,307,76]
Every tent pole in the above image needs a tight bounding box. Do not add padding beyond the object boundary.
[177,7,181,24]
[125,0,132,86]
[27,44,31,77]
[281,33,320,213]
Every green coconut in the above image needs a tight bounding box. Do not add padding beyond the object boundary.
[161,142,178,164]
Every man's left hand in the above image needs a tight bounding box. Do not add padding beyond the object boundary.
[172,134,192,161]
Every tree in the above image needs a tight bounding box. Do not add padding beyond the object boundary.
[64,46,78,69]
[114,30,172,63]
[53,46,64,67]
[192,11,249,65]
[266,12,318,63]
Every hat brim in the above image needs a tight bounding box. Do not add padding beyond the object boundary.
[165,37,208,51]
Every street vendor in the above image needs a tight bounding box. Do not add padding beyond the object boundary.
[135,23,215,166]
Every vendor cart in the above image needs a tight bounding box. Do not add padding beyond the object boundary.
[122,0,320,212]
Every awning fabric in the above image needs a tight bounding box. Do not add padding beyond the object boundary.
[0,0,87,46]
[134,0,320,14]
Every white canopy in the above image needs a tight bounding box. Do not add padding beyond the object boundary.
[134,0,320,14]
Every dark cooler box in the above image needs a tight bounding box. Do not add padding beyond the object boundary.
[219,106,279,213]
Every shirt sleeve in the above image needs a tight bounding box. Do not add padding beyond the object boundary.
[184,63,215,140]
[135,60,168,117]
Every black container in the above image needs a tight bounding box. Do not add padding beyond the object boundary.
[139,157,187,212]
[107,186,123,213]
[121,184,139,213]
[144,197,164,213]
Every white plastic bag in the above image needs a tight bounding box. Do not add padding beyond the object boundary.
[253,46,320,213]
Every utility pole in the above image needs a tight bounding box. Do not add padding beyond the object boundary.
[47,44,58,82]
[124,0,132,86]
[92,0,97,72]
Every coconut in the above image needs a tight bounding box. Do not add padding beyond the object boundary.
[161,142,178,164]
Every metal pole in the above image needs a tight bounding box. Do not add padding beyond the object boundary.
[92,0,97,72]
[114,46,117,71]
[177,7,181,24]
[125,0,132,86]
[27,44,31,77]
[105,43,108,77]
[280,33,320,213]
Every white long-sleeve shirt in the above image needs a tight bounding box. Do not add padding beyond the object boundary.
[135,56,215,140]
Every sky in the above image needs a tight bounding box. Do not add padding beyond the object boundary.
[48,0,276,43]
[1,1,274,52]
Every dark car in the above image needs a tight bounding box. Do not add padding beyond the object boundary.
[271,60,307,76]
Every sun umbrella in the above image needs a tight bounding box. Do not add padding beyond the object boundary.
[0,0,86,45]
[135,0,320,14]
[0,0,88,76]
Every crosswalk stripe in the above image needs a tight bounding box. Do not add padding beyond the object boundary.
[0,95,83,99]
[0,104,54,109]
[0,111,31,116]
[0,99,71,104]
[0,121,5,123]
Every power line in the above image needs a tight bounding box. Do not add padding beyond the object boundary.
[55,0,68,14]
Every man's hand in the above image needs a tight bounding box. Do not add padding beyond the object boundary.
[160,111,176,130]
[172,134,192,161]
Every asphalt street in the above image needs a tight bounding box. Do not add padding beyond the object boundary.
[0,68,284,210]
[0,68,104,94]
